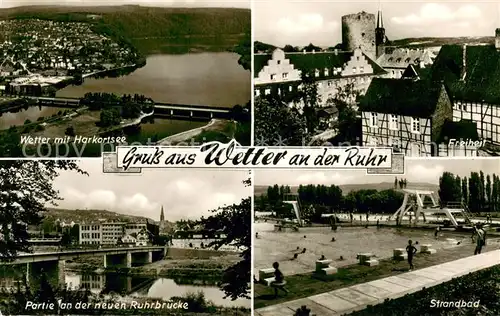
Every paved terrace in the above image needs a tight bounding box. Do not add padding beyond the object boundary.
[255,249,500,316]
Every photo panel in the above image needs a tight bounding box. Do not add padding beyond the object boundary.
[253,157,500,315]
[0,158,251,315]
[0,1,251,158]
[253,0,498,158]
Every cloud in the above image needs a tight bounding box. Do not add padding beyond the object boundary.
[391,3,482,26]
[406,164,445,184]
[52,161,250,221]
[275,13,338,36]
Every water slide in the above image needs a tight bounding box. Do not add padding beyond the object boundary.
[283,200,303,226]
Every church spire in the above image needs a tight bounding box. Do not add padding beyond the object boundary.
[160,206,165,222]
[377,9,384,29]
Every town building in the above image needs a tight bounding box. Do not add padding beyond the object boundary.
[254,47,386,107]
[135,229,149,246]
[79,223,101,245]
[125,222,147,236]
[101,222,125,245]
[359,77,479,156]
[377,48,434,78]
[171,229,241,252]
[121,234,136,246]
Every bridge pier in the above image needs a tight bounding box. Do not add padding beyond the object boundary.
[27,260,65,290]
[190,111,193,117]
[130,251,153,266]
[104,252,132,268]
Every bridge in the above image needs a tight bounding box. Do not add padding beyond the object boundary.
[3,96,232,120]
[0,246,166,290]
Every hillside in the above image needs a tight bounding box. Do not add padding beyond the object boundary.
[390,36,494,49]
[44,207,172,227]
[254,182,439,197]
[0,5,250,54]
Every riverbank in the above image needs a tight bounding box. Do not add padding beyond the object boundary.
[157,119,238,145]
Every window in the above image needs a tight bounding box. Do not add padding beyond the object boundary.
[270,74,276,81]
[352,67,357,73]
[289,85,293,92]
[357,56,360,61]
[265,89,271,95]
[389,114,398,130]
[282,72,288,79]
[325,68,329,76]
[327,81,333,87]
[315,69,320,77]
[370,112,378,127]
[255,89,260,96]
[411,117,420,133]
[277,60,281,65]
[359,66,364,73]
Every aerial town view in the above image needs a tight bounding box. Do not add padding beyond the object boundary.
[0,159,251,315]
[0,2,250,157]
[254,1,500,157]
[253,158,500,315]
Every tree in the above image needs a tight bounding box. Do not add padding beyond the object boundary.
[0,160,87,260]
[486,175,492,211]
[329,83,362,145]
[233,32,251,71]
[99,108,121,127]
[303,43,322,52]
[462,176,468,204]
[254,96,309,146]
[439,172,462,205]
[199,176,251,300]
[283,45,299,52]
[65,126,76,137]
[296,69,321,134]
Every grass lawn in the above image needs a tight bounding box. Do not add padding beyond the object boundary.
[254,240,500,309]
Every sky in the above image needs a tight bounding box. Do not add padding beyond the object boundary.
[51,159,251,222]
[0,0,249,8]
[254,1,500,47]
[255,158,500,186]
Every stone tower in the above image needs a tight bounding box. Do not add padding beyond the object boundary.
[160,206,164,222]
[342,11,376,60]
[375,10,387,58]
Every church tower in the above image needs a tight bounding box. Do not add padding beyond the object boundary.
[375,9,386,58]
[160,206,165,222]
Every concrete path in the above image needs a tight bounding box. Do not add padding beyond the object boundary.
[255,249,500,316]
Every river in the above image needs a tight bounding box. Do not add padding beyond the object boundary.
[65,271,250,308]
[0,52,250,142]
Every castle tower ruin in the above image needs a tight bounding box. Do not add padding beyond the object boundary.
[342,11,376,59]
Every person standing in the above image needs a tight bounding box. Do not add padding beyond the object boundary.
[474,225,486,255]
[406,240,418,270]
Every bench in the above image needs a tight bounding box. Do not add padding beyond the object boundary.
[393,248,408,261]
[315,259,338,275]
[258,268,276,286]
[421,244,437,254]
[357,253,379,266]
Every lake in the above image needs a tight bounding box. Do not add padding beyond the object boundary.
[0,52,250,143]
[57,53,250,107]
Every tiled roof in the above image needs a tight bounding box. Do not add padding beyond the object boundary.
[254,50,386,78]
[376,48,434,69]
[430,44,500,104]
[437,120,478,143]
[359,78,444,117]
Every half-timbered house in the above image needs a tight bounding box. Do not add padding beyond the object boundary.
[429,37,500,152]
[359,77,479,157]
